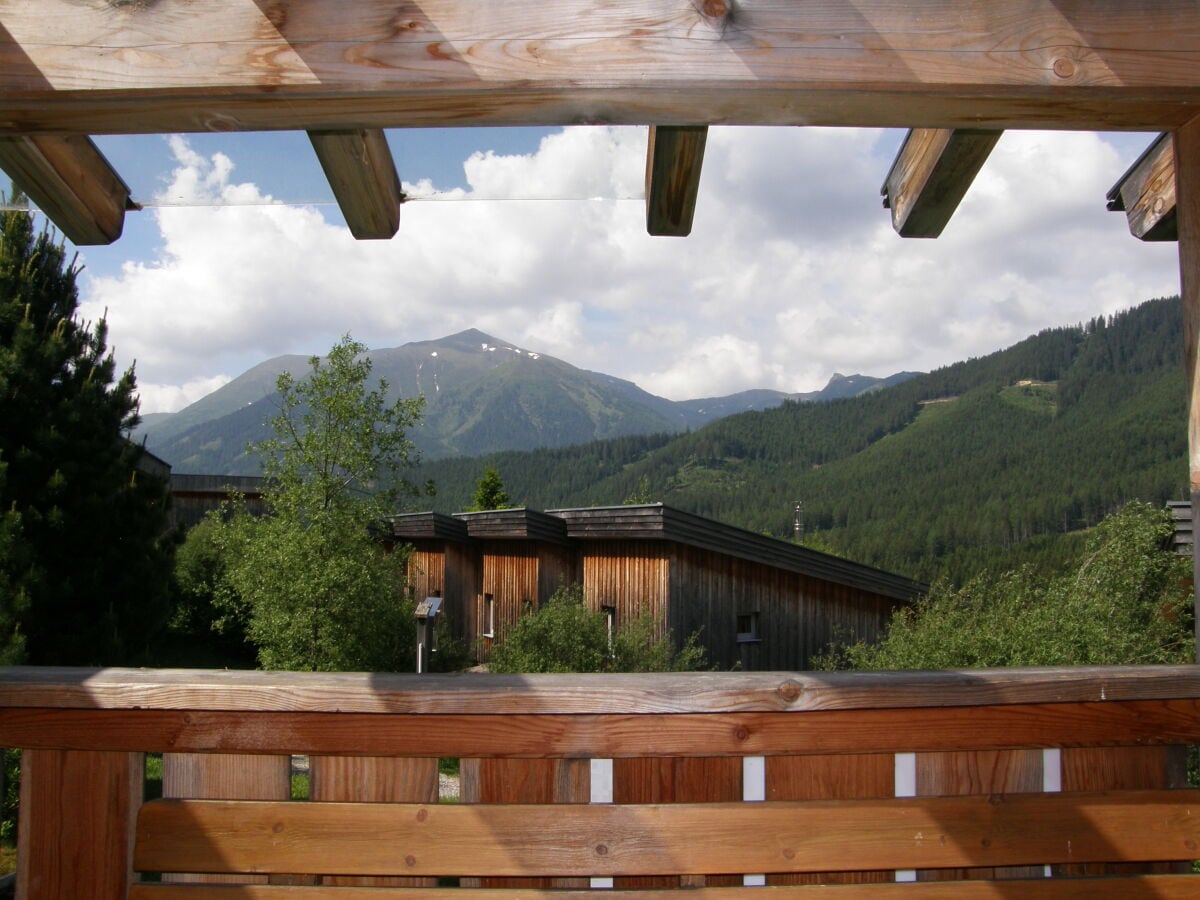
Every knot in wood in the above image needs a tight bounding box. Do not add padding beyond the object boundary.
[702,0,730,18]
[595,844,609,856]
[733,725,750,742]
[405,854,417,867]
[777,680,803,704]
[1052,58,1076,79]
[416,807,429,822]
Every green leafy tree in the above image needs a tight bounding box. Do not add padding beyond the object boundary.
[0,203,173,665]
[216,335,427,671]
[818,502,1193,670]
[488,583,706,673]
[469,466,511,511]
[167,516,255,667]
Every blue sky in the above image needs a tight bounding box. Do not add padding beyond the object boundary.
[1,127,1181,414]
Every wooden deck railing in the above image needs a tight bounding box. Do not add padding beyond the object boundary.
[1,665,1199,897]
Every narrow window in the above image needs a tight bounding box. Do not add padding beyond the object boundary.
[483,594,495,638]
[737,612,761,643]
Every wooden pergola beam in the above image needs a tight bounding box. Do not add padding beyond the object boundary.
[1177,116,1200,659]
[1108,133,1177,242]
[308,129,404,240]
[2,1,1199,135]
[881,129,1002,239]
[645,125,707,237]
[0,135,133,245]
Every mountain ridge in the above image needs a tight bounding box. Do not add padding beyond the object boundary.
[138,328,917,473]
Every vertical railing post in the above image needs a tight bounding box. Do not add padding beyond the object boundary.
[16,749,143,900]
[1175,113,1200,661]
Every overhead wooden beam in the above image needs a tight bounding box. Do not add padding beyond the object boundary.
[1176,115,1200,660]
[881,129,1002,238]
[645,125,707,237]
[2,2,1200,135]
[308,129,404,240]
[0,135,134,245]
[1107,133,1177,241]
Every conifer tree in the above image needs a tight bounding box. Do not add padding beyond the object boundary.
[0,203,173,665]
[469,466,511,511]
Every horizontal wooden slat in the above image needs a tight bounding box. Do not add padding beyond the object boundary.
[4,666,1200,716]
[128,874,1200,898]
[3,700,1199,757]
[3,1,1200,134]
[136,791,1200,877]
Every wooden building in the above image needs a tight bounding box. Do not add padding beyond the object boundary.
[389,504,923,670]
[167,473,268,530]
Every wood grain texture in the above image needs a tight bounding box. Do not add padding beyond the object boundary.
[2,1,1200,134]
[466,757,590,888]
[161,752,292,885]
[881,129,1001,238]
[1108,132,1177,241]
[16,748,141,900]
[1177,115,1200,656]
[0,135,131,244]
[766,753,894,885]
[614,756,741,888]
[1178,116,1200,497]
[916,750,1042,882]
[124,873,1200,898]
[4,700,1199,757]
[1058,745,1189,878]
[134,790,1200,877]
[3,665,1200,715]
[307,129,402,240]
[645,125,708,236]
[310,757,438,887]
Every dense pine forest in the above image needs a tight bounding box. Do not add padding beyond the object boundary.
[413,296,1188,585]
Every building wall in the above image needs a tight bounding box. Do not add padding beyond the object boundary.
[579,541,670,636]
[446,541,482,650]
[667,544,900,671]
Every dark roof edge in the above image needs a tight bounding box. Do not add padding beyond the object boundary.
[454,508,570,545]
[387,511,471,542]
[549,504,926,602]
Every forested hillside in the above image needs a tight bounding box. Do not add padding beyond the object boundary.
[415,297,1188,585]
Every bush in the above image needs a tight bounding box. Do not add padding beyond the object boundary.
[818,502,1193,670]
[488,584,706,673]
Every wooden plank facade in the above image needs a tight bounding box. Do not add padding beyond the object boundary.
[389,504,923,670]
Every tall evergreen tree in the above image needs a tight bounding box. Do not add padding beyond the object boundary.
[0,204,173,665]
[469,466,511,511]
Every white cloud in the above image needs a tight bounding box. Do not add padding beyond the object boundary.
[136,375,233,415]
[79,127,1180,414]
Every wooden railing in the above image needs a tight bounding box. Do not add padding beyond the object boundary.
[1,665,1199,897]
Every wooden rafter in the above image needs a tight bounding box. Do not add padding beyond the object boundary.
[2,2,1199,135]
[645,125,707,237]
[0,135,134,245]
[881,129,1002,239]
[308,129,404,240]
[1108,133,1177,242]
